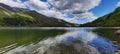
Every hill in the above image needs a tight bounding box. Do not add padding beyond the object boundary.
[81,7,120,27]
[0,3,75,27]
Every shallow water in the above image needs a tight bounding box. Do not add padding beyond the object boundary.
[0,27,119,54]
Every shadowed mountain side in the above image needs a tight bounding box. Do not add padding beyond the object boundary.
[0,3,76,27]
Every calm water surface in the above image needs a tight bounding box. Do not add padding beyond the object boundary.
[0,27,119,54]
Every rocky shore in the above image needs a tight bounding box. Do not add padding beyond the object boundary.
[113,41,120,54]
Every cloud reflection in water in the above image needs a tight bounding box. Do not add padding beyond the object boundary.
[5,28,117,54]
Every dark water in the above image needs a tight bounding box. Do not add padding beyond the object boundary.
[0,27,119,54]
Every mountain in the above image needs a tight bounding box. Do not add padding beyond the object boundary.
[0,3,15,12]
[0,3,28,12]
[0,3,75,27]
[81,7,120,27]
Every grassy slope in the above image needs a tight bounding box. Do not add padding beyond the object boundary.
[0,11,75,27]
[0,3,75,27]
[81,7,120,27]
[0,7,75,27]
[23,11,75,27]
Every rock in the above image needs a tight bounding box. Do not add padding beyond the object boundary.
[112,41,119,45]
[112,41,120,50]
[115,52,120,54]
[115,50,120,54]
[115,30,120,36]
[118,45,120,50]
[119,50,120,53]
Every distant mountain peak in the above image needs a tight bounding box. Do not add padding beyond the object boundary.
[0,3,15,12]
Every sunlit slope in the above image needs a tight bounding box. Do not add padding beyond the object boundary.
[0,3,75,27]
[81,7,120,27]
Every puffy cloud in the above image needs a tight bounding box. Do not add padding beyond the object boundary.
[0,0,101,24]
[48,0,101,14]
[75,12,97,19]
[117,2,120,7]
[0,0,26,8]
[25,0,101,24]
[25,0,48,10]
[25,0,65,18]
[47,0,101,24]
[74,12,97,24]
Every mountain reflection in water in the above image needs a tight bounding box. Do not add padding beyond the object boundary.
[0,27,117,54]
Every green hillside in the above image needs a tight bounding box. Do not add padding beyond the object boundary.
[0,3,75,27]
[81,7,120,27]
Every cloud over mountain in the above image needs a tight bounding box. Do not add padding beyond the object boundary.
[117,2,120,7]
[0,0,26,8]
[0,0,101,24]
[48,0,101,14]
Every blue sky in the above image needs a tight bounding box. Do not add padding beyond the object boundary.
[0,0,120,24]
[13,0,28,2]
[76,0,120,23]
[41,0,47,2]
[92,0,120,17]
[40,0,120,17]
[40,0,120,24]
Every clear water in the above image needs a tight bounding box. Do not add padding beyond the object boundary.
[0,27,119,54]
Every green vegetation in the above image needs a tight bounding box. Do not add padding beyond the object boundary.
[0,11,75,27]
[16,13,34,20]
[81,7,120,27]
[0,10,11,18]
[93,28,120,43]
[0,3,75,27]
[0,29,66,48]
[0,11,36,26]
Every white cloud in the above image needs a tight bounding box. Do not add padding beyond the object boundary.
[25,0,65,18]
[48,0,101,14]
[74,12,97,24]
[25,0,48,10]
[25,0,101,24]
[47,0,101,24]
[117,2,120,7]
[0,0,101,24]
[75,12,97,19]
[0,0,26,8]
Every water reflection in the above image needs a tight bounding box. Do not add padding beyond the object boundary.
[0,28,117,54]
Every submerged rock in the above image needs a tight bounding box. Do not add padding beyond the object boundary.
[43,40,100,54]
[112,41,120,49]
[44,44,86,54]
[115,30,120,36]
[118,45,120,50]
[112,41,120,54]
[115,50,120,54]
[113,41,118,45]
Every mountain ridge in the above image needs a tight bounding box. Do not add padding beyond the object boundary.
[0,3,76,27]
[80,7,120,27]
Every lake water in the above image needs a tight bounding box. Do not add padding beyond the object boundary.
[0,27,119,54]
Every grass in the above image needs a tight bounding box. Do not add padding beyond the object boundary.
[81,7,120,27]
[16,13,34,20]
[2,11,11,16]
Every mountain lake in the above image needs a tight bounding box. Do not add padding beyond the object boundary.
[0,27,119,54]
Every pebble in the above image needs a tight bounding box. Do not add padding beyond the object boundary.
[112,41,120,54]
[115,50,120,54]
[113,41,118,44]
[115,52,119,54]
[115,30,120,36]
[118,45,120,50]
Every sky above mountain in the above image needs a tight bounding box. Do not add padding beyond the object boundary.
[0,0,120,24]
